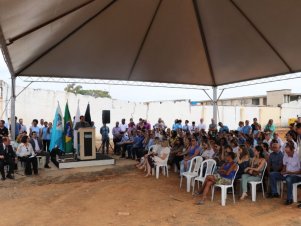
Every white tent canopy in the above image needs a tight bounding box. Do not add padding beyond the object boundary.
[1,0,301,138]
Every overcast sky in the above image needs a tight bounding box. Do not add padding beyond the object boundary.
[1,53,301,102]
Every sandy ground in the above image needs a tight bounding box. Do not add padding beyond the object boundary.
[0,157,300,226]
[0,128,299,226]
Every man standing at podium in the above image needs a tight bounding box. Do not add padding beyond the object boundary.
[100,123,110,154]
[74,116,90,130]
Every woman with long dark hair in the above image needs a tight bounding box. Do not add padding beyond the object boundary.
[240,145,266,200]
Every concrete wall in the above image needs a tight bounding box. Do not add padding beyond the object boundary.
[1,83,300,138]
[281,100,301,126]
[267,89,291,107]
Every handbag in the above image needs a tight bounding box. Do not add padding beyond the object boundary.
[246,169,259,176]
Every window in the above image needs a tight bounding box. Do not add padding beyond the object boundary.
[284,95,290,103]
[290,95,300,102]
[252,98,260,105]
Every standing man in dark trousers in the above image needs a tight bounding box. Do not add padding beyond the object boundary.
[112,121,121,155]
[100,123,110,154]
[2,137,17,179]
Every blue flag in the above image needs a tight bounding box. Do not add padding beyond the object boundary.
[49,103,64,151]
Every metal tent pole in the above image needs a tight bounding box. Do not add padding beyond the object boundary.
[0,26,16,140]
[212,86,218,123]
[10,76,16,140]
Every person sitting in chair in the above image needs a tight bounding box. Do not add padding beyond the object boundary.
[2,137,17,179]
[30,132,51,168]
[195,152,237,205]
[16,135,38,175]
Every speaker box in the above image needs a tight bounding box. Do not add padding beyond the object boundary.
[102,110,110,124]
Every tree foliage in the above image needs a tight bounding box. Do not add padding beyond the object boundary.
[64,84,111,98]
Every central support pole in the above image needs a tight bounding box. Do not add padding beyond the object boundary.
[212,86,218,123]
[10,76,16,140]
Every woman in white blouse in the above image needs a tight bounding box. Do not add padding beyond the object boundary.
[17,135,38,175]
[145,139,170,177]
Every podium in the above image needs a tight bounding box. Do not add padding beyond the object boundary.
[77,128,96,160]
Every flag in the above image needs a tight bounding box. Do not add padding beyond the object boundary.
[84,103,92,126]
[49,103,64,151]
[63,102,73,153]
[73,100,80,151]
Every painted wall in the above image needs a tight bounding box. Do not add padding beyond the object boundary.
[1,83,300,139]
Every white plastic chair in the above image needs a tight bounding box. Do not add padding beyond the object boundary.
[192,159,216,193]
[36,156,46,169]
[293,182,301,203]
[179,156,203,192]
[248,162,267,202]
[211,165,239,206]
[154,152,170,179]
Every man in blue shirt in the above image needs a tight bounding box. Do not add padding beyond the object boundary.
[218,122,229,133]
[242,120,252,135]
[267,140,284,198]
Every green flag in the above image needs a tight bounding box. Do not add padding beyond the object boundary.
[63,102,73,153]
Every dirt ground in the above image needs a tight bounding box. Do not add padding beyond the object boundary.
[0,157,300,226]
[1,128,299,226]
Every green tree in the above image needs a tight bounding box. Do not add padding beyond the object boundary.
[64,83,111,98]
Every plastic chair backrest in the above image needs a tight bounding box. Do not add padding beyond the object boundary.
[259,162,267,182]
[187,156,203,174]
[230,165,240,186]
[200,159,216,178]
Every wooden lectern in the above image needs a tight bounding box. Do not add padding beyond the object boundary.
[77,128,96,160]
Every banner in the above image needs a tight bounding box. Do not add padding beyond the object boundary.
[73,100,80,152]
[63,102,73,153]
[49,103,64,151]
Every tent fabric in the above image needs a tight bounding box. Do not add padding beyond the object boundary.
[0,0,300,86]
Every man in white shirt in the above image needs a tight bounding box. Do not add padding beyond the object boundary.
[198,118,206,131]
[190,121,197,134]
[281,142,301,205]
[120,118,128,133]
[39,119,45,137]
